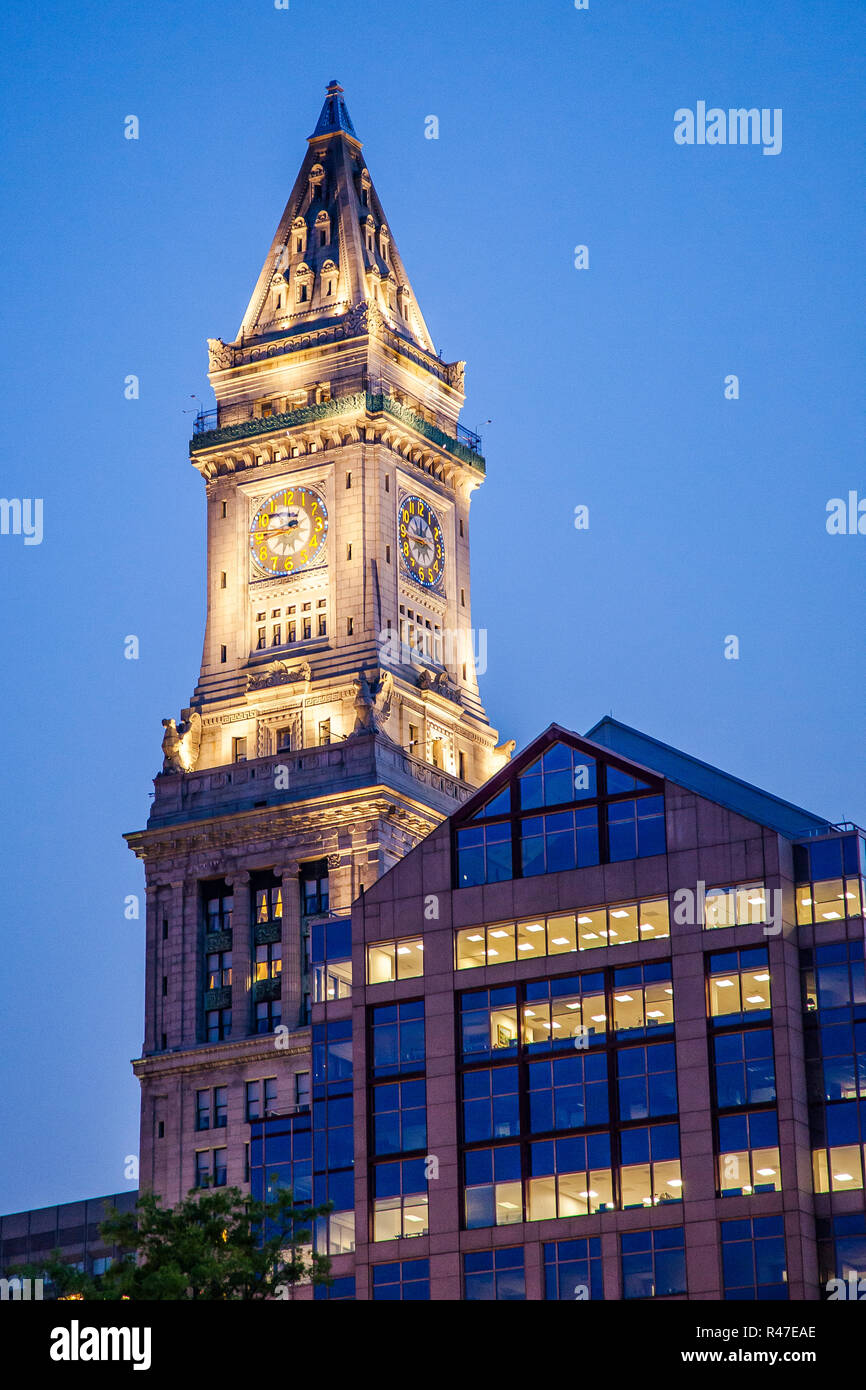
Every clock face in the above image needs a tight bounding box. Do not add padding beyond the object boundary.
[399,495,445,589]
[250,486,328,576]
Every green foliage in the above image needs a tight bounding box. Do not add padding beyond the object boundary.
[14,1185,332,1301]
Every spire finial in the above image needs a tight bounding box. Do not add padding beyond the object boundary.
[311,79,357,139]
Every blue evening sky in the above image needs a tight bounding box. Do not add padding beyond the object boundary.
[0,0,862,1210]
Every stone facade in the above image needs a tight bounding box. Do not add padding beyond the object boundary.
[126,82,506,1207]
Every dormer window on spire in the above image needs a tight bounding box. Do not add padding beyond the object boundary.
[309,163,325,201]
[359,168,371,207]
[291,217,307,257]
[321,259,337,299]
[363,215,376,256]
[379,225,390,264]
[295,263,314,304]
[315,210,331,247]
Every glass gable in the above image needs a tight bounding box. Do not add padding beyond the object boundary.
[455,738,665,888]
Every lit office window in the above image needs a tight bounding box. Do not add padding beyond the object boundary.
[619,1123,682,1209]
[708,949,772,1025]
[372,1157,429,1241]
[526,1133,614,1220]
[718,1110,781,1195]
[366,936,423,983]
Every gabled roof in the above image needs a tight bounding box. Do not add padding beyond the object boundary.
[585,716,831,840]
[453,723,664,824]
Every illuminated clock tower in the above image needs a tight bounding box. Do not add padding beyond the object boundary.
[125,82,509,1207]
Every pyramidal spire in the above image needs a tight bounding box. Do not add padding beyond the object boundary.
[311,79,357,138]
[236,81,436,356]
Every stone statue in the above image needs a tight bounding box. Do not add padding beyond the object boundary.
[444,360,466,392]
[207,338,233,371]
[351,668,394,734]
[161,709,202,773]
[247,660,311,694]
[418,667,460,703]
[495,738,516,761]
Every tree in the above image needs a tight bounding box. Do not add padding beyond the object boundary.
[16,1185,333,1300]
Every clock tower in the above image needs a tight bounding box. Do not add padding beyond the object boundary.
[125,82,508,1207]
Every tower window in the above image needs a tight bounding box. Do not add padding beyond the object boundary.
[162,918,169,940]
[303,617,312,639]
[162,976,168,997]
[221,501,227,518]
[461,588,465,607]
[346,544,352,560]
[346,471,352,488]
[320,230,326,247]
[347,617,354,636]
[386,545,391,564]
[295,237,303,253]
[298,284,308,303]
[459,518,464,537]
[317,614,327,637]
[287,622,296,643]
[277,727,292,752]
[205,887,233,936]
[462,663,467,680]
[276,293,282,309]
[220,572,226,589]
[254,941,282,983]
[255,999,281,1034]
[256,627,266,650]
[220,645,227,663]
[318,719,331,746]
[232,737,247,763]
[300,860,329,916]
[206,950,232,990]
[272,625,281,646]
[459,751,466,780]
[385,474,390,492]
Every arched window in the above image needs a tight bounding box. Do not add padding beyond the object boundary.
[320,259,337,299]
[291,217,307,257]
[363,215,376,256]
[309,163,325,201]
[315,209,331,248]
[359,168,371,208]
[379,225,390,264]
[295,262,314,305]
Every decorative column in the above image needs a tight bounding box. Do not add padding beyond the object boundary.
[228,870,251,1038]
[279,862,302,1029]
